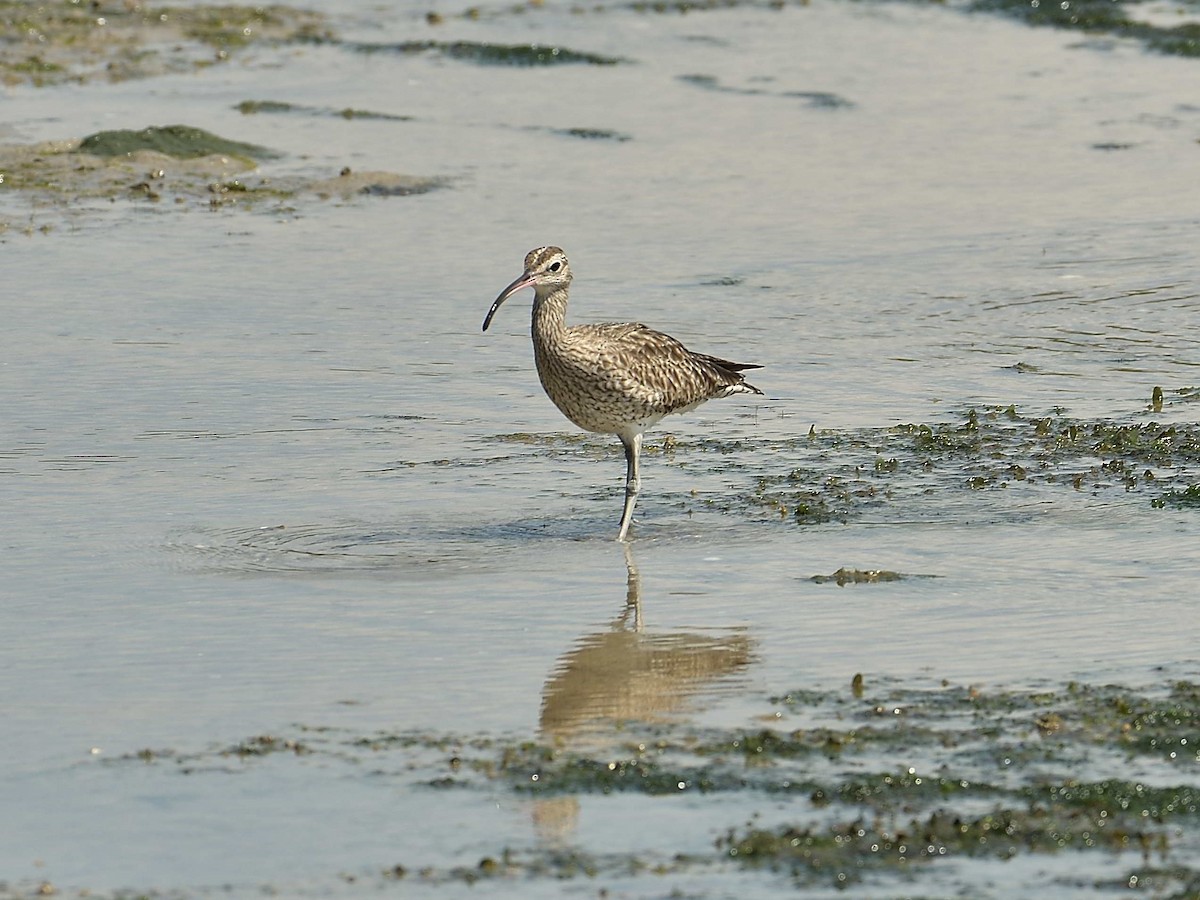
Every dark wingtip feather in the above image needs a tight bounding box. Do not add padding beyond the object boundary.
[707,355,764,396]
[699,353,762,373]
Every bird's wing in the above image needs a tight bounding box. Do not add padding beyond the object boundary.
[572,322,760,405]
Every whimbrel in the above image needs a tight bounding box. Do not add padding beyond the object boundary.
[482,246,763,541]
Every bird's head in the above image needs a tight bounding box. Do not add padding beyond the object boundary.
[482,246,571,332]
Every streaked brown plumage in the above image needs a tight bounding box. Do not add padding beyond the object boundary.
[482,246,763,541]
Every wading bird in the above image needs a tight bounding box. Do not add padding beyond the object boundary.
[483,246,763,541]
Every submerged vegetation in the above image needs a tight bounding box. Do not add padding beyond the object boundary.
[351,39,626,65]
[78,676,1200,897]
[2,3,1195,900]
[0,2,331,86]
[737,399,1200,527]
[416,0,1200,60]
[0,126,445,215]
[680,73,855,108]
[486,393,1200,529]
[968,0,1200,57]
[5,0,1196,92]
[5,0,1198,225]
[76,124,278,160]
[235,99,414,121]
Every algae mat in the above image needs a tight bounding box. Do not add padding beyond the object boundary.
[0,125,445,220]
[0,2,331,86]
[6,675,1197,898]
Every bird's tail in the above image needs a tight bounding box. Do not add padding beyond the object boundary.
[700,354,764,396]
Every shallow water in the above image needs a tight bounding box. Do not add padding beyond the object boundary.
[2,0,1199,896]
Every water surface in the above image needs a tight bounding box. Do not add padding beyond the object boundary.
[2,0,1198,895]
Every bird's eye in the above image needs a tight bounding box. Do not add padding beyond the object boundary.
[548,261,562,272]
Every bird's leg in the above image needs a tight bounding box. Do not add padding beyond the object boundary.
[616,432,642,542]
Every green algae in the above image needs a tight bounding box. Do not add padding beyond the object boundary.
[353,40,625,66]
[0,135,262,205]
[88,676,1200,896]
[176,3,329,50]
[235,99,301,114]
[0,132,444,220]
[357,178,445,196]
[467,680,1198,794]
[738,403,1200,526]
[510,753,748,794]
[968,0,1200,58]
[425,0,1200,62]
[96,676,1200,897]
[554,127,634,141]
[224,734,310,757]
[478,400,1200,528]
[1070,681,1200,761]
[1156,483,1200,508]
[11,0,1195,94]
[719,798,1175,886]
[235,99,413,121]
[751,464,885,524]
[0,2,332,87]
[690,725,955,764]
[809,567,907,585]
[76,124,277,160]
[680,73,855,108]
[711,682,1200,886]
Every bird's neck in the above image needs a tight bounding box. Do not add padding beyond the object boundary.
[531,286,570,347]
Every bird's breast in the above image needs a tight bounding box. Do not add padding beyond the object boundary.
[533,341,668,435]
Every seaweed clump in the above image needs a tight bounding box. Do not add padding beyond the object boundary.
[352,40,625,66]
[968,0,1200,58]
[743,403,1200,526]
[0,2,333,86]
[76,124,278,160]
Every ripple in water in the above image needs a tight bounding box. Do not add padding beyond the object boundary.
[166,522,482,578]
[165,516,612,577]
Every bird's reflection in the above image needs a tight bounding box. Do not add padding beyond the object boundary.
[533,545,755,842]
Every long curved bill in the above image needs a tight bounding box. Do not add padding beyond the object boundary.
[482,271,536,332]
